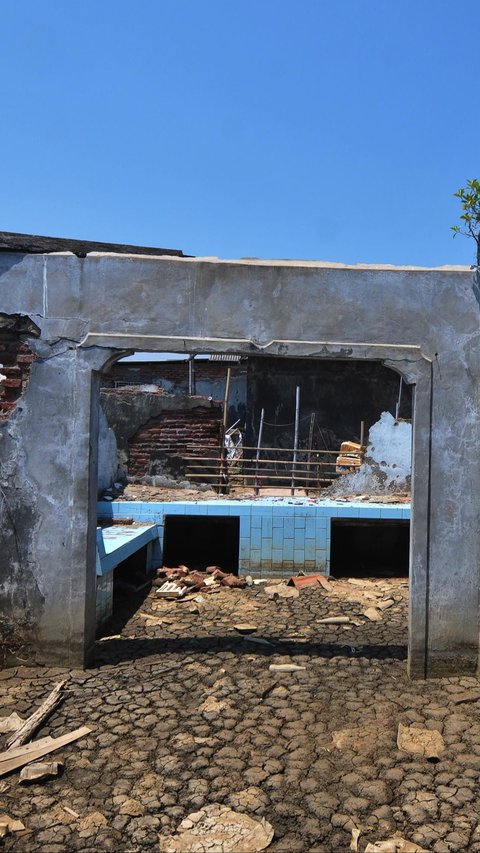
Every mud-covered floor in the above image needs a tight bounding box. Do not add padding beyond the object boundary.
[1,578,480,853]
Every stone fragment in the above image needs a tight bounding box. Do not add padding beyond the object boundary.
[234,624,257,634]
[264,584,299,599]
[378,599,395,610]
[159,803,274,852]
[0,814,27,835]
[118,798,145,816]
[0,712,25,733]
[397,724,445,761]
[363,607,383,621]
[78,811,108,830]
[365,836,427,852]
[19,761,63,782]
[332,721,395,755]
[452,689,480,705]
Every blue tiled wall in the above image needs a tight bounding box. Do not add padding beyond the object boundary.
[98,499,410,578]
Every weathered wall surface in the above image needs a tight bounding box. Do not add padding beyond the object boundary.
[332,412,412,495]
[100,390,222,479]
[246,358,412,448]
[0,250,478,677]
[106,359,247,428]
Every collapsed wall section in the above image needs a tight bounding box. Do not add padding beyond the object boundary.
[100,388,223,481]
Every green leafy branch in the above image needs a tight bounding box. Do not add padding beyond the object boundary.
[451,178,480,266]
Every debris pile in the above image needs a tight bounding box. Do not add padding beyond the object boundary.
[153,564,246,598]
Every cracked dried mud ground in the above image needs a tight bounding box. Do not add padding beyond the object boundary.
[2,579,480,852]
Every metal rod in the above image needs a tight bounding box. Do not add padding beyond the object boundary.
[291,386,300,496]
[395,376,403,420]
[306,412,315,496]
[360,420,365,449]
[188,355,195,395]
[184,444,340,454]
[254,408,265,496]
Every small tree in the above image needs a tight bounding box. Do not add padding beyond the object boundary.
[451,178,480,266]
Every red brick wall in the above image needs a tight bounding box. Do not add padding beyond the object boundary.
[128,408,222,476]
[105,360,244,388]
[0,336,36,419]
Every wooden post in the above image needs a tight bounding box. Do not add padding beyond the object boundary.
[291,386,300,496]
[254,408,265,496]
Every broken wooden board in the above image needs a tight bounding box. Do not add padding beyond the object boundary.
[0,726,91,777]
[7,679,66,749]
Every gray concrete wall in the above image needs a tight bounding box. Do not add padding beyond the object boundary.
[0,250,478,677]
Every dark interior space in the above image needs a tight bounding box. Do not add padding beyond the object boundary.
[247,358,412,449]
[330,519,410,577]
[163,515,240,574]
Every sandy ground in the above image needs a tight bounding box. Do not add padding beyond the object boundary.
[1,577,479,852]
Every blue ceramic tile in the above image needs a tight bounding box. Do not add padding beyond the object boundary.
[262,517,273,538]
[272,527,284,549]
[261,538,273,559]
[251,527,262,549]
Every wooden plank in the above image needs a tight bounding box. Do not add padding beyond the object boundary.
[0,726,91,776]
[0,231,184,257]
[7,680,66,748]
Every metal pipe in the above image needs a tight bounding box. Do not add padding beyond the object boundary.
[254,408,265,496]
[291,386,300,496]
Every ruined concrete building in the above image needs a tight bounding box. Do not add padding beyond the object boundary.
[0,230,478,679]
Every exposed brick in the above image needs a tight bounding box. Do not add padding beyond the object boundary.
[128,408,222,477]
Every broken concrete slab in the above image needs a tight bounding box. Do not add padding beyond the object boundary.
[158,803,274,852]
[397,723,445,761]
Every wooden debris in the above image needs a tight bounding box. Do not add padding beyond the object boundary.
[7,680,67,749]
[397,723,445,761]
[62,806,80,818]
[0,712,25,734]
[317,575,332,591]
[317,616,351,625]
[234,624,257,634]
[19,760,63,783]
[269,663,305,672]
[350,826,361,851]
[0,814,27,836]
[0,726,91,777]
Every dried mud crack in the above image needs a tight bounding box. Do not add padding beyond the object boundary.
[1,578,480,852]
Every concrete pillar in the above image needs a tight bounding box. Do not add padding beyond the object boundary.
[0,346,115,667]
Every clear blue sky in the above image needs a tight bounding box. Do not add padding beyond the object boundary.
[1,0,479,266]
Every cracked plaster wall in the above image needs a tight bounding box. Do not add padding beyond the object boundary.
[0,251,478,677]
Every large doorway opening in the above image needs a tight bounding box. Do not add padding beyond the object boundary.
[330,518,410,578]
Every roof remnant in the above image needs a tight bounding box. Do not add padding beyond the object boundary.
[0,231,186,258]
